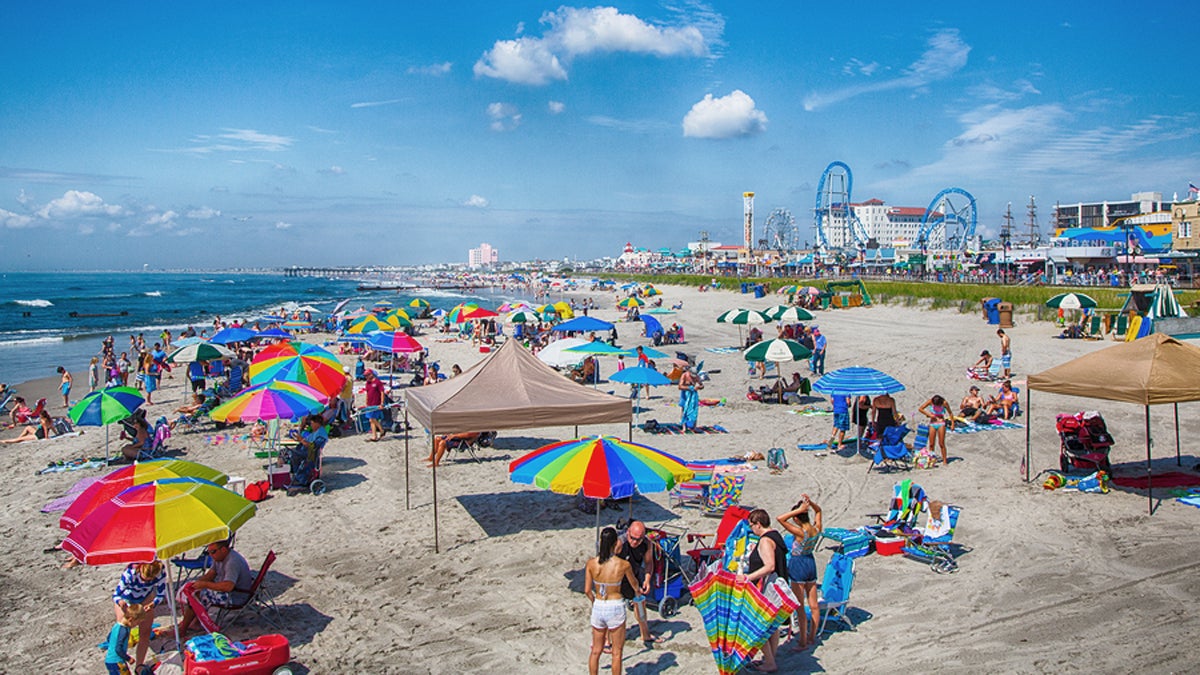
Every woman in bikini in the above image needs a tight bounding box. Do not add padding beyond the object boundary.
[918,394,954,466]
[871,392,898,434]
[777,494,823,652]
[585,527,641,675]
[3,409,56,443]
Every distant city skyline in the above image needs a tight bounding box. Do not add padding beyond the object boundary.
[2,1,1197,270]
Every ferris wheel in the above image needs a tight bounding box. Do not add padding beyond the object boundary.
[759,208,800,252]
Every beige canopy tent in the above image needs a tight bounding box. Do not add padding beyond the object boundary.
[405,339,633,550]
[1025,333,1200,513]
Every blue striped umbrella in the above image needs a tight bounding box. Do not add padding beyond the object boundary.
[209,326,256,345]
[812,366,905,396]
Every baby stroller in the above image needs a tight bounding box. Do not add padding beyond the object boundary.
[1056,411,1114,473]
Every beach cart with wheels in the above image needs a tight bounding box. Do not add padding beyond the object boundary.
[183,633,292,675]
[645,524,696,618]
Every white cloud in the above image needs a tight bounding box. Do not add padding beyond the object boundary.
[181,128,294,154]
[682,90,767,139]
[35,190,125,219]
[464,195,490,208]
[804,28,970,111]
[186,206,221,219]
[320,165,346,175]
[487,102,522,131]
[548,100,566,114]
[842,58,880,76]
[144,210,178,227]
[16,188,30,205]
[78,223,95,235]
[474,6,710,85]
[407,62,452,76]
[0,207,34,228]
[275,221,293,230]
[586,115,672,134]
[350,98,404,108]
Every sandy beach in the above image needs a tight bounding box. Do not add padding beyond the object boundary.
[4,282,1199,673]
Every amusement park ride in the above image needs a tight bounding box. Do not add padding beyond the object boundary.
[809,160,979,263]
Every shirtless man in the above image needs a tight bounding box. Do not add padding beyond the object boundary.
[972,350,994,379]
[997,329,1012,379]
[959,386,987,422]
[57,366,72,408]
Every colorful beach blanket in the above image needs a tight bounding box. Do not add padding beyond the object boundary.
[1176,496,1200,509]
[1112,472,1200,490]
[640,422,728,435]
[784,408,832,416]
[37,458,109,475]
[704,347,742,354]
[797,439,859,451]
[951,419,1024,434]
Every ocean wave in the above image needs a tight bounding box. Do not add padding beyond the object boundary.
[144,290,163,297]
[12,299,54,308]
[0,336,64,348]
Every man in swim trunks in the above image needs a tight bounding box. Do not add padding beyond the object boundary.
[57,366,72,408]
[997,329,1011,379]
[960,386,987,423]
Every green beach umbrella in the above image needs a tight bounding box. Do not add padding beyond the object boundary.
[743,338,812,363]
[1045,292,1097,310]
[408,298,431,309]
[717,308,772,325]
[167,342,234,364]
[771,306,815,323]
[68,386,146,464]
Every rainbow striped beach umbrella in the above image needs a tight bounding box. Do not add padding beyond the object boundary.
[249,341,345,397]
[209,380,328,423]
[509,436,693,500]
[689,566,802,675]
[445,303,479,324]
[60,459,228,532]
[68,386,145,463]
[61,477,256,565]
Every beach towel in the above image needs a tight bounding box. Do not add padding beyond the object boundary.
[797,438,858,451]
[37,458,109,475]
[41,476,102,513]
[1111,472,1200,490]
[185,633,246,662]
[704,346,742,354]
[1176,496,1200,509]
[951,419,1024,434]
[640,422,728,435]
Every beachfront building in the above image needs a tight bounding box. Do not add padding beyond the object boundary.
[851,198,937,248]
[1163,198,1200,285]
[467,243,498,269]
[1052,191,1175,255]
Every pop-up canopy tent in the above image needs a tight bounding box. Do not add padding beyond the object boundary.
[1026,333,1200,513]
[405,339,633,550]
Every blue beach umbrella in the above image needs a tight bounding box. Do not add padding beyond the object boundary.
[209,326,256,345]
[253,327,293,341]
[812,366,905,396]
[640,314,663,338]
[552,316,615,333]
[620,346,670,360]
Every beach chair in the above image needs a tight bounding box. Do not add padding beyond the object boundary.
[669,464,716,509]
[1085,314,1104,339]
[1112,313,1129,340]
[817,553,857,634]
[867,479,927,532]
[701,473,746,516]
[212,550,282,629]
[869,425,912,473]
[902,503,963,573]
[137,418,171,460]
[684,505,753,570]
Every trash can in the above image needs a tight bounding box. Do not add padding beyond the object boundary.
[980,297,999,321]
[984,298,1002,325]
[753,284,765,298]
[740,282,749,294]
[997,302,1014,328]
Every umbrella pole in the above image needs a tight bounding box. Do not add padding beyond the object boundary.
[1174,402,1181,466]
[404,410,410,510]
[1145,405,1153,516]
[432,436,440,553]
[105,425,110,466]
[166,559,182,656]
[1023,388,1032,482]
[595,504,601,555]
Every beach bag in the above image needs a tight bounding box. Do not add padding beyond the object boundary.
[244,480,270,503]
[767,447,788,471]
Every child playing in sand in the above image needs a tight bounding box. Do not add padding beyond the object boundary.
[104,602,144,675]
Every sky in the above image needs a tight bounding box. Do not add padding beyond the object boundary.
[2,1,1197,270]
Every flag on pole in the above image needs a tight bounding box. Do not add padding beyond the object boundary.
[1189,182,1199,195]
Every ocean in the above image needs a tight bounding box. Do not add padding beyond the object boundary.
[0,271,517,386]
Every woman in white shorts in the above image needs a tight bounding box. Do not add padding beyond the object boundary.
[585,527,641,675]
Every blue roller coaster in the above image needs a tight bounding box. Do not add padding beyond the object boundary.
[917,188,978,252]
[813,161,870,257]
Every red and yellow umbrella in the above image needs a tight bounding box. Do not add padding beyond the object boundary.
[60,459,228,532]
[61,477,256,565]
[457,306,499,323]
[445,302,479,324]
[249,341,346,397]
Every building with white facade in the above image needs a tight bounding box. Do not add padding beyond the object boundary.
[1052,192,1174,229]
[851,199,937,248]
[467,243,499,268]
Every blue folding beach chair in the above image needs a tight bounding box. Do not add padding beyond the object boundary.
[869,425,911,473]
[817,552,857,634]
[902,503,963,574]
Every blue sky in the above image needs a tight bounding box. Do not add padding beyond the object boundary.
[1,1,1196,269]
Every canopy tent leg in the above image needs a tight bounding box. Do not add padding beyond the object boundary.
[1175,402,1181,466]
[1023,388,1032,482]
[404,410,410,510]
[432,436,440,553]
[1145,405,1153,516]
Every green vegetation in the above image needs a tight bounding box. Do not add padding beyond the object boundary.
[602,272,1199,317]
